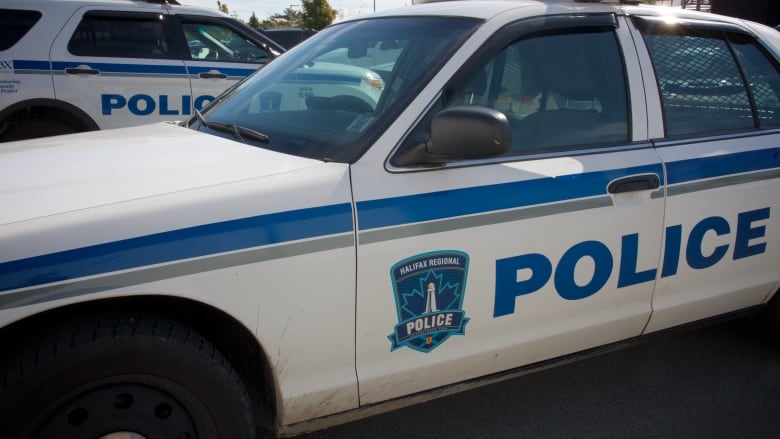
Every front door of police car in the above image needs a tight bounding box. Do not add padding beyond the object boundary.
[351,15,667,404]
[178,16,274,113]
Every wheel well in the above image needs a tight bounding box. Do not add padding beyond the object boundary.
[0,296,277,434]
[0,99,99,138]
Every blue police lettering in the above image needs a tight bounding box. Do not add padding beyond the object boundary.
[734,207,770,259]
[618,233,657,287]
[555,240,612,300]
[129,94,155,116]
[194,95,213,110]
[494,207,770,317]
[101,94,214,116]
[659,208,770,276]
[159,95,179,115]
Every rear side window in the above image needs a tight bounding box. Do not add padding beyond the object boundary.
[68,12,172,59]
[637,19,780,137]
[0,9,42,51]
[730,33,780,128]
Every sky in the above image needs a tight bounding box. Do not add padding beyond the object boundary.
[184,0,413,22]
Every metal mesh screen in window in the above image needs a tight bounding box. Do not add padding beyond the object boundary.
[644,32,754,136]
[729,34,780,128]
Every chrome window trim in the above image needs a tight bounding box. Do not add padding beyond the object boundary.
[652,127,780,149]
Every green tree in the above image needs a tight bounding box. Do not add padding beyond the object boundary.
[264,7,303,28]
[248,11,261,29]
[217,1,228,15]
[301,0,336,30]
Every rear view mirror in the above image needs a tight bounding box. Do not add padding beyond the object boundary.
[347,41,368,58]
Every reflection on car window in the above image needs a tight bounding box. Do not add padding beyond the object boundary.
[194,17,480,163]
[729,33,780,128]
[181,20,270,64]
[69,13,171,58]
[447,28,629,155]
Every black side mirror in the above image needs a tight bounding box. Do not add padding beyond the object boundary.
[392,106,511,166]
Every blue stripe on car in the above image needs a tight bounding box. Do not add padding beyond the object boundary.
[16,60,255,77]
[2,148,778,294]
[356,163,665,231]
[0,203,354,293]
[51,61,188,75]
[13,60,51,70]
[187,66,257,77]
[665,147,780,184]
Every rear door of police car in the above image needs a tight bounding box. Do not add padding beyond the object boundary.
[49,4,191,129]
[351,14,666,403]
[628,15,780,333]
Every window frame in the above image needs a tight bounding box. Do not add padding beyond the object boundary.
[67,10,181,59]
[387,13,639,171]
[0,9,42,51]
[632,16,780,139]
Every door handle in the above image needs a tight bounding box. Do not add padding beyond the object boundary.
[607,174,660,194]
[65,66,99,75]
[198,71,227,79]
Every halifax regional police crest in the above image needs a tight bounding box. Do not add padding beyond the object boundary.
[388,251,470,353]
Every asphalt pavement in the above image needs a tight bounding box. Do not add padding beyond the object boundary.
[301,319,780,438]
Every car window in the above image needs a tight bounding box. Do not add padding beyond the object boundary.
[191,17,481,163]
[637,22,772,137]
[259,28,316,50]
[445,27,629,156]
[181,20,271,64]
[0,9,41,51]
[68,12,172,59]
[729,33,780,128]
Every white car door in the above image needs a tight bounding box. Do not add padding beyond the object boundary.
[49,5,191,129]
[629,16,780,332]
[175,15,275,111]
[352,15,666,403]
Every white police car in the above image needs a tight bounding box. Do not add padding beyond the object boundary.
[1,0,780,437]
[0,0,285,141]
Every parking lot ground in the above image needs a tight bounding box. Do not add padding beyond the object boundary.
[301,319,780,439]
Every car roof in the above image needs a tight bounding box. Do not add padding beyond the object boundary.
[354,0,617,21]
[0,0,231,17]
[347,0,748,28]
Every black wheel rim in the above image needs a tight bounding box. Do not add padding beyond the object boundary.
[33,379,200,439]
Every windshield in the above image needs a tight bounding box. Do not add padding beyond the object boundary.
[187,17,481,163]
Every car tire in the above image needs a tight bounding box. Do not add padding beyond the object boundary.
[1,117,78,141]
[0,312,256,439]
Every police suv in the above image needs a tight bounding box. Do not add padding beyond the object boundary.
[0,0,286,141]
[2,0,780,437]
